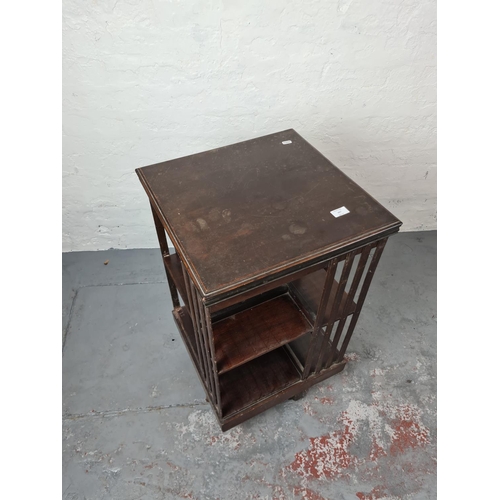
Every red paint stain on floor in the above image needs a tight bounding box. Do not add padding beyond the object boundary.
[303,402,318,416]
[319,397,335,405]
[289,418,356,479]
[370,437,387,461]
[287,398,433,491]
[271,484,287,500]
[293,486,328,500]
[356,485,388,499]
[389,404,430,455]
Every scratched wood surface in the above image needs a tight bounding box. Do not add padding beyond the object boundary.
[213,294,312,375]
[136,129,401,298]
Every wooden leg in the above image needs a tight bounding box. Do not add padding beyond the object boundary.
[291,391,307,401]
[150,202,180,308]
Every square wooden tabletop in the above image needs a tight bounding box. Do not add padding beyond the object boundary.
[136,129,401,300]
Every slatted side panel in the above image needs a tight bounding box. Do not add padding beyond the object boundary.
[314,250,356,372]
[181,266,204,377]
[181,263,221,417]
[332,238,387,365]
[302,258,339,379]
[324,244,374,368]
[303,238,387,375]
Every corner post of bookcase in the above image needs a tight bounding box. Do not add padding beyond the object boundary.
[149,201,180,308]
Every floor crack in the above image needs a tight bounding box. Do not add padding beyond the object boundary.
[63,400,209,421]
[62,288,79,353]
[78,281,167,288]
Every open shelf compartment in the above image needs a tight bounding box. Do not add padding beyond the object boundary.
[163,253,189,305]
[288,268,357,325]
[172,305,302,419]
[219,346,301,418]
[213,293,312,375]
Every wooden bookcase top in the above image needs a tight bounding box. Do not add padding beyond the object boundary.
[136,129,401,300]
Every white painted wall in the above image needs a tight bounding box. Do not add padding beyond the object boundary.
[62,0,436,252]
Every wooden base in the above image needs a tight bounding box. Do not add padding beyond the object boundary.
[291,391,307,401]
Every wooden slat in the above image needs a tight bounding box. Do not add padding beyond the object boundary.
[188,278,209,386]
[181,266,202,374]
[150,202,180,308]
[336,239,387,362]
[325,245,373,368]
[203,305,222,414]
[163,253,188,306]
[191,282,214,398]
[315,253,355,372]
[194,289,217,405]
[302,259,338,379]
[172,306,219,416]
[288,268,357,325]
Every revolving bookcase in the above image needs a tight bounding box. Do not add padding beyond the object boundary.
[136,129,401,431]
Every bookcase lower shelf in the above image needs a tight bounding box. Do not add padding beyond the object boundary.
[173,304,347,431]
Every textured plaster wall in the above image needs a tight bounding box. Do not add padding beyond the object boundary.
[62,0,436,252]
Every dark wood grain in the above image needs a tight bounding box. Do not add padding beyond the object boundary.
[219,358,347,431]
[210,286,288,322]
[219,346,301,417]
[137,129,401,301]
[213,294,312,375]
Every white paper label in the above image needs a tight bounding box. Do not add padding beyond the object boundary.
[282,140,292,145]
[330,206,350,218]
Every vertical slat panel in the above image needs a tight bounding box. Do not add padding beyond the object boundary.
[325,244,373,368]
[314,252,355,373]
[190,280,211,391]
[325,319,346,370]
[194,287,217,401]
[302,259,338,379]
[150,202,180,308]
[181,266,194,318]
[335,238,387,362]
[203,305,222,415]
[181,266,202,370]
[345,245,374,310]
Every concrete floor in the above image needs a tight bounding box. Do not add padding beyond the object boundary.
[62,231,436,500]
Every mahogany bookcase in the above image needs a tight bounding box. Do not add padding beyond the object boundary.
[136,129,401,431]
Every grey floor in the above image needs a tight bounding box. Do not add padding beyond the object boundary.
[62,231,436,500]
